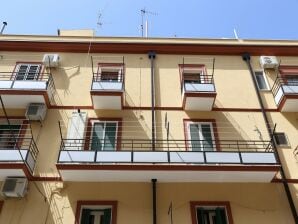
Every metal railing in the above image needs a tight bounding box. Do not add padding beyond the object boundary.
[272,75,298,97]
[181,74,215,94]
[91,72,124,91]
[58,139,277,165]
[0,72,54,92]
[0,124,39,174]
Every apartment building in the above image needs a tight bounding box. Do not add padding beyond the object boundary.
[0,31,297,224]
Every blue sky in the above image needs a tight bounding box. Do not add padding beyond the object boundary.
[0,0,297,39]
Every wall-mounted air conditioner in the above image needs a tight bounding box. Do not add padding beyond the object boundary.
[260,56,279,69]
[1,177,28,197]
[42,54,60,67]
[25,103,47,121]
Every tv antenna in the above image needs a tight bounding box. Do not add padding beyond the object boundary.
[140,8,158,37]
[0,22,7,35]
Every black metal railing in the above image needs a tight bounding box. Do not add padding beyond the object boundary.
[0,72,54,92]
[272,75,298,97]
[0,126,39,174]
[181,74,215,94]
[58,138,277,165]
[91,72,124,91]
[60,138,273,152]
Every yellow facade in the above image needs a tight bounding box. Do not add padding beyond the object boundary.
[0,34,297,224]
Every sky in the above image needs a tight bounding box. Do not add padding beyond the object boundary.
[0,0,298,39]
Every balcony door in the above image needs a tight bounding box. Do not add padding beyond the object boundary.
[15,64,41,81]
[0,124,21,149]
[188,122,215,151]
[90,121,118,151]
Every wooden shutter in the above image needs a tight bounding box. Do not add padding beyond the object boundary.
[215,208,227,224]
[101,208,112,224]
[196,208,206,224]
[80,209,91,224]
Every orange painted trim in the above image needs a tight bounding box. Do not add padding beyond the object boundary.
[84,118,122,151]
[183,119,221,151]
[3,41,298,55]
[190,201,234,224]
[56,164,280,172]
[90,91,123,96]
[272,178,298,183]
[75,200,118,224]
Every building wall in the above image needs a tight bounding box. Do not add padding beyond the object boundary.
[0,45,297,224]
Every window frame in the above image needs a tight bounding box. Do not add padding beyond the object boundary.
[183,119,220,151]
[179,64,209,87]
[90,120,119,151]
[96,63,124,83]
[254,70,270,91]
[12,62,43,81]
[84,118,122,151]
[75,200,118,224]
[273,132,289,147]
[190,201,234,224]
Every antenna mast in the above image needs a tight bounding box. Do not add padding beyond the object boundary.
[140,8,157,37]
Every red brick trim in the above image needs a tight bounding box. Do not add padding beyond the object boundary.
[183,119,221,151]
[75,200,118,224]
[190,201,234,224]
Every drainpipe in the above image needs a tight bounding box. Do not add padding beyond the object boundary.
[152,179,157,224]
[148,51,156,151]
[242,53,298,223]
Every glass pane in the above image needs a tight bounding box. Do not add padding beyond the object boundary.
[101,209,112,224]
[255,72,267,90]
[80,209,91,224]
[201,124,214,151]
[91,123,104,151]
[104,123,117,151]
[189,124,201,151]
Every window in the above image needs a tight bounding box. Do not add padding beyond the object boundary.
[0,124,21,149]
[190,202,233,224]
[254,71,269,90]
[80,207,112,224]
[90,121,118,151]
[187,122,215,151]
[196,207,228,224]
[96,64,123,83]
[14,64,41,81]
[182,66,208,84]
[273,132,289,146]
[75,201,117,224]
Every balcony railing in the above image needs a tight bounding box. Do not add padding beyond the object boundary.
[181,75,215,94]
[272,76,298,104]
[58,139,277,165]
[91,73,124,91]
[0,72,54,92]
[0,131,39,174]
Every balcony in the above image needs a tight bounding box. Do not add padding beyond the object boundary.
[0,72,54,108]
[272,76,298,112]
[182,74,216,111]
[57,139,279,183]
[90,71,124,110]
[0,122,39,180]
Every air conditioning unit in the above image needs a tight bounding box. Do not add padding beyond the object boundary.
[25,103,47,121]
[1,177,28,197]
[42,54,60,67]
[260,56,279,69]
